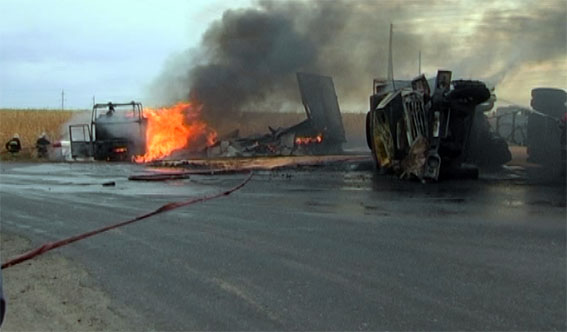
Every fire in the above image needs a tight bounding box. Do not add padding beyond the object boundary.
[114,147,127,153]
[295,134,323,145]
[134,102,217,163]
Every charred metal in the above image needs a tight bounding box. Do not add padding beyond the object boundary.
[366,71,493,182]
[69,102,147,161]
[204,72,346,158]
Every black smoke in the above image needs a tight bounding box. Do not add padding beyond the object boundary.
[149,0,566,127]
[187,5,318,119]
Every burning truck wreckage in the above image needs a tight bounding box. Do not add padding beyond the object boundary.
[69,72,347,164]
[67,70,526,183]
[66,42,564,183]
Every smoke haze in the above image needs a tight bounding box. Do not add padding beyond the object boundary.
[149,0,566,126]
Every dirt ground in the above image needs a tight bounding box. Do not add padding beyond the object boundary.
[0,232,140,331]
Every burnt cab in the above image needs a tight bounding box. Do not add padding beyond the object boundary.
[69,102,147,161]
[366,71,491,182]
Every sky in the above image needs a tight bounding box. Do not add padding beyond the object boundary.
[0,0,252,109]
[0,0,565,111]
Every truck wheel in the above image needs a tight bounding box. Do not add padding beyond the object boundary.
[530,100,566,118]
[531,88,567,104]
[366,112,373,150]
[449,80,490,105]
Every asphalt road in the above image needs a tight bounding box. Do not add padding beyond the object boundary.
[1,161,565,330]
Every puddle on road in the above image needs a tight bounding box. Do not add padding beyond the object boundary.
[3,162,564,214]
[0,163,218,198]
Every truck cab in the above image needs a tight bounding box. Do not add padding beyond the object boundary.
[69,102,147,161]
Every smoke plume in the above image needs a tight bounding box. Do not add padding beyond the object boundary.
[149,0,566,126]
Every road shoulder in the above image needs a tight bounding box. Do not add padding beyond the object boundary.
[1,232,140,331]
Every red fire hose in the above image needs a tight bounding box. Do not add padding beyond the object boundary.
[1,172,253,269]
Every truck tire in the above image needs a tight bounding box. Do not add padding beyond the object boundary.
[366,111,372,150]
[531,88,567,104]
[530,100,566,118]
[448,80,491,105]
[531,88,567,118]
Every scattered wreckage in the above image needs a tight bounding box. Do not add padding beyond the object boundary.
[205,72,346,158]
[69,73,347,162]
[366,71,494,182]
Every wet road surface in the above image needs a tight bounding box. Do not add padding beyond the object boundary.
[1,161,565,330]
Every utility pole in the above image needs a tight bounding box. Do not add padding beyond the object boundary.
[93,95,95,107]
[418,50,421,76]
[61,89,65,110]
[387,23,395,90]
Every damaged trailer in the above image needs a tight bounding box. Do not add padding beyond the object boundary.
[206,72,347,157]
[69,102,147,161]
[366,71,492,182]
[294,72,346,153]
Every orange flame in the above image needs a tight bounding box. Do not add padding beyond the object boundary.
[295,134,323,145]
[134,102,217,163]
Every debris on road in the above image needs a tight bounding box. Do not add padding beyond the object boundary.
[129,154,372,181]
[203,72,347,158]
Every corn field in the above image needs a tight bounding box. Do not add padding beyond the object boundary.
[0,109,367,159]
[0,109,75,158]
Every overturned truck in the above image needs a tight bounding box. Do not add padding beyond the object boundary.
[366,71,491,182]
